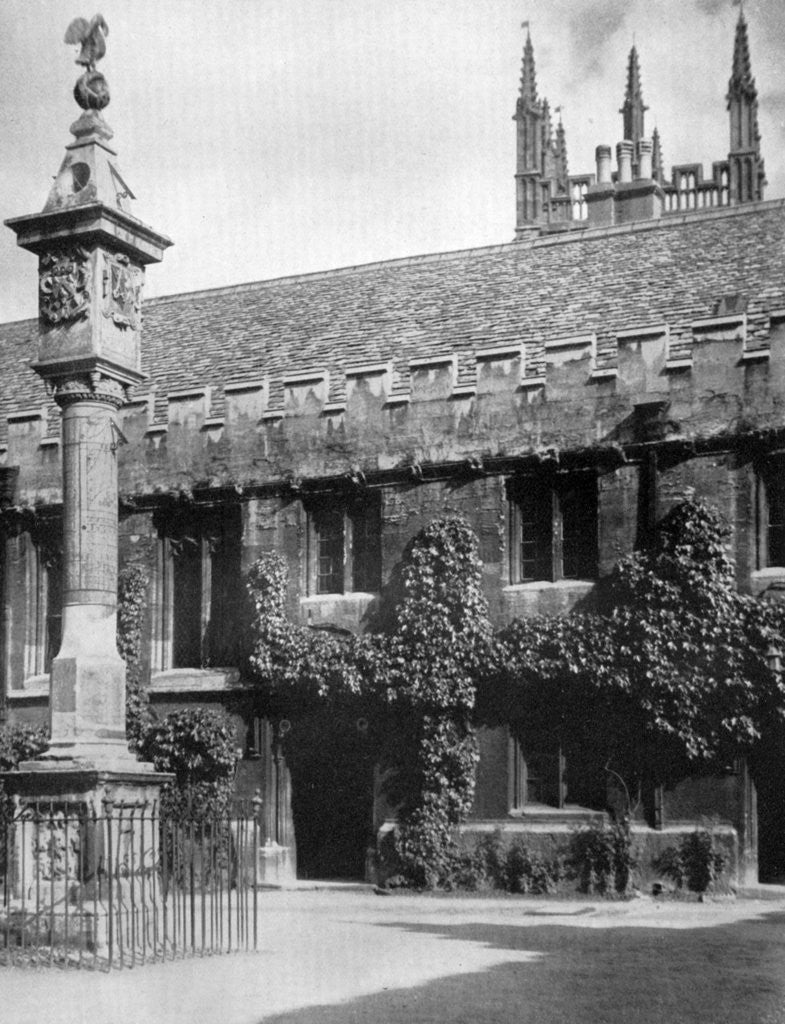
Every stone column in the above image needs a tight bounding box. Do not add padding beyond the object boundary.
[45,373,135,766]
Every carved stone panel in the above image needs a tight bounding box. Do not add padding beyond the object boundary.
[39,248,91,325]
[102,253,142,330]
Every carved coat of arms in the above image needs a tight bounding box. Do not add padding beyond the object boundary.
[39,248,91,324]
[103,253,142,329]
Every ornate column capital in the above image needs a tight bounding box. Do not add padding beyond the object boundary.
[52,371,127,410]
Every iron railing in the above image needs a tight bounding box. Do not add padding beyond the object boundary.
[0,800,261,969]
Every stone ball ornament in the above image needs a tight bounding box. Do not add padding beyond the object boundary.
[74,70,110,110]
[64,14,111,110]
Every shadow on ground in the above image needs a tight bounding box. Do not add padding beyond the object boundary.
[258,910,785,1024]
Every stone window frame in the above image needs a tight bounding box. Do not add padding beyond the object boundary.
[757,454,785,571]
[21,516,63,682]
[152,504,242,672]
[508,727,612,817]
[507,468,599,584]
[306,491,382,597]
[508,731,568,812]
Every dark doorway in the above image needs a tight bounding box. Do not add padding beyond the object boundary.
[283,708,375,880]
[754,728,785,883]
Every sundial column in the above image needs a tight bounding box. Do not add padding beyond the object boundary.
[47,371,132,764]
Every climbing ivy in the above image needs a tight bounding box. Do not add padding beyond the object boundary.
[247,500,784,885]
[117,563,152,747]
[487,499,785,799]
[246,552,371,708]
[246,515,492,887]
[381,518,491,886]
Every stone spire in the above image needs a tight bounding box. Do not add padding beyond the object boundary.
[726,7,765,203]
[541,98,553,149]
[620,44,648,179]
[514,26,546,234]
[518,27,538,109]
[554,110,569,191]
[729,6,754,96]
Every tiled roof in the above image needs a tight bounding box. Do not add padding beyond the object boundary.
[2,200,785,442]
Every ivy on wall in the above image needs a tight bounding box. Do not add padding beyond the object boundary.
[380,518,491,886]
[117,563,152,747]
[247,499,785,886]
[246,515,492,886]
[486,499,785,803]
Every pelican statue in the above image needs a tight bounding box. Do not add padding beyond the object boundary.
[64,14,109,70]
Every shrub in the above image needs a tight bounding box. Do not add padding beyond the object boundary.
[137,708,239,819]
[568,819,635,894]
[504,839,563,894]
[655,830,726,893]
[0,723,49,864]
[444,832,563,894]
[0,723,48,772]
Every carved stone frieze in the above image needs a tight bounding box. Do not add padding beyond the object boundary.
[102,252,142,330]
[39,247,91,325]
[53,371,127,409]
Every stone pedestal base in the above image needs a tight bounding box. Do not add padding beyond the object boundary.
[1,766,170,960]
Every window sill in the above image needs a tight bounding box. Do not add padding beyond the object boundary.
[508,803,606,822]
[503,579,596,593]
[6,674,50,700]
[301,592,379,604]
[751,567,785,580]
[749,568,785,597]
[461,809,607,833]
[149,668,242,694]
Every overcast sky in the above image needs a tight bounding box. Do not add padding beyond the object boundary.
[0,0,783,324]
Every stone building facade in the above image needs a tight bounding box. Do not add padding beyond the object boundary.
[1,14,782,884]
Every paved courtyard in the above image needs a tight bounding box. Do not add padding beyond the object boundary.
[3,889,785,1024]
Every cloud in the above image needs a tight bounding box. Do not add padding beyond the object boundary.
[566,0,630,84]
[694,0,727,16]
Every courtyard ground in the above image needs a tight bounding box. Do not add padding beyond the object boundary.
[3,888,785,1024]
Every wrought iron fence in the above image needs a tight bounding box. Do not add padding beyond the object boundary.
[0,799,261,969]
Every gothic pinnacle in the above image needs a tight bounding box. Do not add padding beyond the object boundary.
[728,7,755,100]
[620,43,648,145]
[519,24,538,107]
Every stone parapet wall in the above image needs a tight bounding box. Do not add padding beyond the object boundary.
[1,308,784,505]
